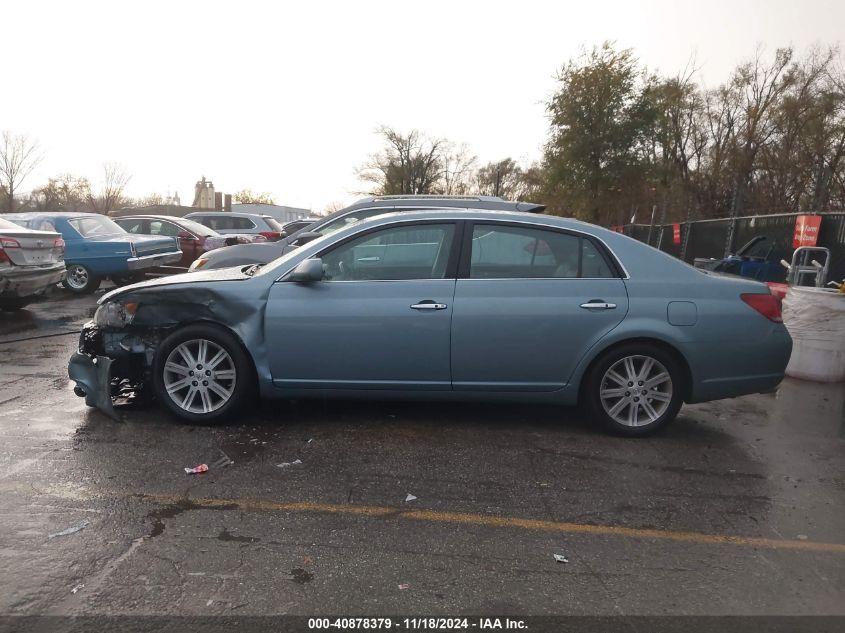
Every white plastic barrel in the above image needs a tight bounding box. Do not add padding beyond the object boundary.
[782,287,845,383]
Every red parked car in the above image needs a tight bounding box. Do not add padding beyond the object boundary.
[114,215,265,277]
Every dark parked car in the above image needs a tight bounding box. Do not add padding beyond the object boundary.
[279,217,321,237]
[188,195,545,271]
[114,215,266,273]
[711,236,789,282]
[0,217,66,310]
[0,213,182,293]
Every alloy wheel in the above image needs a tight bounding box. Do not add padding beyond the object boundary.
[163,338,237,414]
[599,355,673,427]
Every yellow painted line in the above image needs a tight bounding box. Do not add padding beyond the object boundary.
[136,492,845,554]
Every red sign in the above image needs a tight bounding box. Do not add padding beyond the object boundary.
[792,215,822,248]
[672,223,681,245]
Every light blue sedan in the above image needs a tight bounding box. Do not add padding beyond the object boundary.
[68,210,792,435]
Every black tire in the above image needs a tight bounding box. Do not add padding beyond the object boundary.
[583,343,684,437]
[62,263,101,294]
[152,323,254,424]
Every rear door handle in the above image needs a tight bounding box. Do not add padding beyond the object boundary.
[411,301,448,310]
[580,300,617,310]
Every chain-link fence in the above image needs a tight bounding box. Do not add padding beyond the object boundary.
[619,212,845,283]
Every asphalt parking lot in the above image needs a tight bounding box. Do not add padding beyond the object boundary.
[1,288,844,622]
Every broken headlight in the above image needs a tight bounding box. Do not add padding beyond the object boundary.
[93,301,139,328]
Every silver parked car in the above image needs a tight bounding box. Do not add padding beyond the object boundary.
[0,217,66,310]
[184,211,287,241]
[68,209,792,436]
[188,195,545,271]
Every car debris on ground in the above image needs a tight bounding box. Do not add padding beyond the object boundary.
[276,459,302,468]
[48,520,90,539]
[553,553,569,563]
[405,493,417,502]
[184,464,208,475]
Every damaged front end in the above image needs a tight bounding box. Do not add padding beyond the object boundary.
[69,319,172,420]
[67,269,268,420]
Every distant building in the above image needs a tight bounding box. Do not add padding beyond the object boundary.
[232,203,312,223]
[193,177,215,209]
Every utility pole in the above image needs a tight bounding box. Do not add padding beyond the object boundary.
[646,204,657,246]
[494,165,501,197]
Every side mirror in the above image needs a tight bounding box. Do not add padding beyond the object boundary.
[291,231,322,247]
[288,258,324,283]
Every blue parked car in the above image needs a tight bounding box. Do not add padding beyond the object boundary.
[1,212,183,293]
[68,210,792,436]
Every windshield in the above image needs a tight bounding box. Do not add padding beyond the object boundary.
[177,217,218,237]
[68,216,125,237]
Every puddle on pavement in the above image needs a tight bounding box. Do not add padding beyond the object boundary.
[146,499,238,538]
[217,528,260,543]
[290,568,313,584]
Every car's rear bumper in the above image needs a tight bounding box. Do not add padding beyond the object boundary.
[127,251,183,270]
[0,262,66,299]
[684,326,793,403]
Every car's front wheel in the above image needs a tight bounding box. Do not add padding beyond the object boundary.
[152,324,253,423]
[63,264,101,294]
[584,344,684,436]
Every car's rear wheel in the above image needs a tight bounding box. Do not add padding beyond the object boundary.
[63,264,101,294]
[152,324,253,423]
[584,344,683,436]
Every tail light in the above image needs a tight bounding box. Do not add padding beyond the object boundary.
[259,231,282,241]
[741,293,783,323]
[0,237,20,265]
[54,237,65,255]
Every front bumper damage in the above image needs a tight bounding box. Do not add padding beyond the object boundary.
[68,322,169,420]
[68,352,117,419]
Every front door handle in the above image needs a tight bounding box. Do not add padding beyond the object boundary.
[411,301,448,310]
[580,300,617,310]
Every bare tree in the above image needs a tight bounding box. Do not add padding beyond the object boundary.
[89,162,131,213]
[441,142,477,195]
[357,126,446,195]
[321,200,347,215]
[30,174,91,212]
[0,131,43,212]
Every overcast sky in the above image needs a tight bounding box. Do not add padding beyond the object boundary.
[3,0,843,212]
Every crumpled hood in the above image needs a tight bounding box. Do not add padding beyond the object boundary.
[98,266,252,304]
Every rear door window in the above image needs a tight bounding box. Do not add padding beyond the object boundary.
[235,217,256,230]
[118,218,147,234]
[468,224,616,279]
[149,220,179,236]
